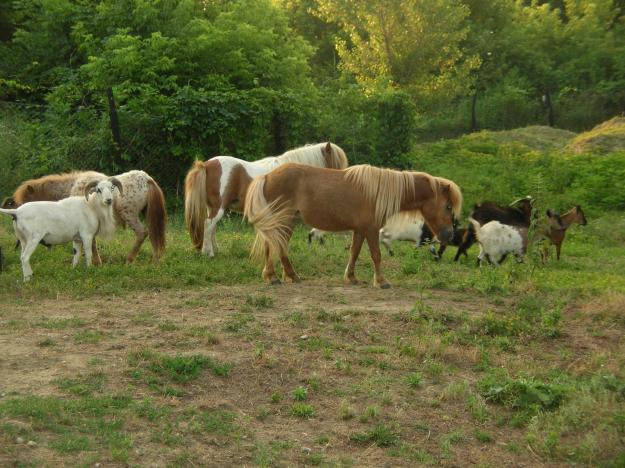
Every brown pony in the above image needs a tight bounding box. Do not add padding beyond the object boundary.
[244,163,462,288]
[538,205,587,262]
[184,142,348,257]
[4,170,167,263]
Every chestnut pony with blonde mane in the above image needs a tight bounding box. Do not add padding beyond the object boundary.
[5,170,167,264]
[184,142,347,257]
[244,163,462,288]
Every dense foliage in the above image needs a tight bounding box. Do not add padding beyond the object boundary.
[0,0,624,200]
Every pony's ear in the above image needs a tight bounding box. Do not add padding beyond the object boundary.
[26,185,34,194]
[441,183,451,194]
[323,142,332,155]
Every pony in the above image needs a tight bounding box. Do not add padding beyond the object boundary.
[243,163,462,288]
[6,170,167,264]
[184,142,348,257]
[453,197,534,261]
[537,205,587,262]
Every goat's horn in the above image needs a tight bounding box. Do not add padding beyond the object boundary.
[109,177,123,195]
[84,181,99,201]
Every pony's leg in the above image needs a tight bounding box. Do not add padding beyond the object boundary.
[279,229,300,283]
[20,238,39,282]
[365,229,390,289]
[202,207,224,257]
[72,241,82,268]
[125,216,148,263]
[262,242,280,285]
[91,238,102,266]
[210,208,225,255]
[344,231,365,285]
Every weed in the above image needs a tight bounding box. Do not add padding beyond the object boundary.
[406,372,423,389]
[291,403,315,418]
[351,423,399,447]
[293,386,308,401]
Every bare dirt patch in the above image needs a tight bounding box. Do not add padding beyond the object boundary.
[0,281,608,466]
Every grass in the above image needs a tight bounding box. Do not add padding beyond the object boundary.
[1,199,625,465]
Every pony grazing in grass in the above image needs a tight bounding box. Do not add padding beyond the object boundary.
[537,205,587,262]
[184,142,348,257]
[244,163,462,288]
[6,170,167,264]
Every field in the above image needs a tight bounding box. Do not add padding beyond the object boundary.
[1,213,624,467]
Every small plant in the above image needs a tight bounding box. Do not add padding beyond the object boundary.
[359,405,379,423]
[474,430,493,443]
[339,402,355,420]
[351,423,399,447]
[246,295,273,309]
[406,372,423,389]
[37,337,55,347]
[256,406,270,421]
[292,386,308,401]
[291,403,315,418]
[270,392,282,404]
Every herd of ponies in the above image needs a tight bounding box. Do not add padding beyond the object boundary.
[0,142,587,285]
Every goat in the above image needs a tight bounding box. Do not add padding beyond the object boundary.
[536,206,586,262]
[468,218,528,266]
[454,197,533,261]
[0,178,122,281]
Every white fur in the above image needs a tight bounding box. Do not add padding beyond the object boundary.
[309,212,433,256]
[0,179,120,281]
[379,213,428,253]
[469,218,526,266]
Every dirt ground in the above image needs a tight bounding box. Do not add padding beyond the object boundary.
[0,281,598,466]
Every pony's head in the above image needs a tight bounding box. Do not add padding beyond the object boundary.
[84,178,123,206]
[1,197,17,209]
[418,176,462,244]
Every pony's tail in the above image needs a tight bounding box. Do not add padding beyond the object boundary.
[243,176,292,262]
[184,161,208,250]
[146,177,167,260]
[468,217,482,241]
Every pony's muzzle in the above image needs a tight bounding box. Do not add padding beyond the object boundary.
[439,225,454,243]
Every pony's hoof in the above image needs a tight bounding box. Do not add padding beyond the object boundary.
[379,283,392,289]
[270,279,281,285]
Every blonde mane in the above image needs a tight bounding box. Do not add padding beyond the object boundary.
[344,165,421,226]
[277,143,348,169]
[434,176,463,218]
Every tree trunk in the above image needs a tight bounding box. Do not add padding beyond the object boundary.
[471,90,478,132]
[544,89,555,127]
[106,87,122,163]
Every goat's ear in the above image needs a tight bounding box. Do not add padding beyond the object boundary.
[26,185,34,194]
[109,177,123,196]
[83,181,99,201]
[546,209,553,217]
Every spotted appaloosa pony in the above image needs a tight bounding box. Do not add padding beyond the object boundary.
[537,205,587,262]
[184,142,348,257]
[244,163,462,288]
[6,170,167,263]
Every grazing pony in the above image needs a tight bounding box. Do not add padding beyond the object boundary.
[537,205,587,262]
[453,197,534,261]
[468,218,528,266]
[244,163,462,288]
[184,142,347,257]
[184,142,348,257]
[6,170,167,263]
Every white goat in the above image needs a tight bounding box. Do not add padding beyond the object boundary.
[0,178,122,281]
[468,218,527,266]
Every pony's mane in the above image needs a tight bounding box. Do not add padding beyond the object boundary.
[344,165,420,226]
[277,143,348,169]
[434,176,463,218]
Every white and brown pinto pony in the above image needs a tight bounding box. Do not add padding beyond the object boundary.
[5,170,167,263]
[244,163,462,288]
[184,142,348,257]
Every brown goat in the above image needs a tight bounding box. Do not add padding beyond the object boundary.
[538,206,587,262]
